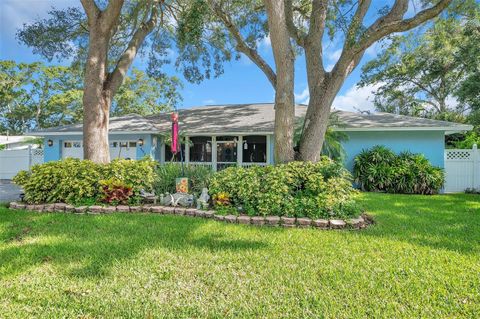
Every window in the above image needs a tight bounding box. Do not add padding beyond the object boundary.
[189,137,212,162]
[110,142,118,148]
[243,136,267,163]
[73,142,81,148]
[129,142,137,148]
[64,142,72,148]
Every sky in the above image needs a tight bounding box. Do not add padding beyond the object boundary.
[0,0,413,112]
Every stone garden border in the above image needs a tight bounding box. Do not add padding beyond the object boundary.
[8,202,373,230]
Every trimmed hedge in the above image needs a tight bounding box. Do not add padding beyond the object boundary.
[353,146,444,194]
[209,158,360,219]
[13,158,157,204]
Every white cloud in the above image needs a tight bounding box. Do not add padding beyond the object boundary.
[333,83,382,112]
[258,34,271,48]
[202,99,216,105]
[295,87,310,104]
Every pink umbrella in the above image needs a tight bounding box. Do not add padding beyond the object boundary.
[171,112,179,154]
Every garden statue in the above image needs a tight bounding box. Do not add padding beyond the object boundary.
[161,192,194,207]
[197,188,210,209]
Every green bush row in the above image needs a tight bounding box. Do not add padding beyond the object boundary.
[208,158,360,219]
[353,146,444,194]
[13,158,157,204]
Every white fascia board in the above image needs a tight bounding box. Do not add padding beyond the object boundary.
[333,125,473,132]
[29,130,158,136]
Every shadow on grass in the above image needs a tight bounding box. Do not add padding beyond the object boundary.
[357,193,480,254]
[0,212,268,278]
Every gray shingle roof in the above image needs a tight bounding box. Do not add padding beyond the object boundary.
[31,103,472,135]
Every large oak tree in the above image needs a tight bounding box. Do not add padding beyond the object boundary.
[18,0,180,163]
[203,0,454,162]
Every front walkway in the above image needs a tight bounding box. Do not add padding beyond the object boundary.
[0,180,22,203]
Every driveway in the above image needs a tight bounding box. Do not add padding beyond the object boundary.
[0,180,23,203]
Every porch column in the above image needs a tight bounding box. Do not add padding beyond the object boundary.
[211,136,217,171]
[160,137,165,164]
[185,136,190,164]
[266,135,272,164]
[237,135,243,167]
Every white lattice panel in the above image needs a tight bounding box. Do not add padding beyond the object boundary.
[445,150,472,160]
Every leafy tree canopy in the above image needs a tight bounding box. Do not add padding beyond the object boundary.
[359,2,480,124]
[0,60,181,134]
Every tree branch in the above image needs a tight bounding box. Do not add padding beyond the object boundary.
[102,0,125,32]
[80,0,101,22]
[285,0,306,47]
[207,0,277,88]
[356,0,452,53]
[106,2,159,95]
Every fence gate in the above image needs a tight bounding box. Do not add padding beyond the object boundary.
[0,147,44,179]
[444,145,479,193]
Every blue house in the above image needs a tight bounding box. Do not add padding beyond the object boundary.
[30,103,472,171]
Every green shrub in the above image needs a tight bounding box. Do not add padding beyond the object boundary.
[353,146,444,194]
[209,159,360,219]
[154,163,213,196]
[13,158,157,204]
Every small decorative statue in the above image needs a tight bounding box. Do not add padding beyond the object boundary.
[161,192,194,207]
[196,188,210,210]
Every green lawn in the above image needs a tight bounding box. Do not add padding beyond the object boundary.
[1,193,479,318]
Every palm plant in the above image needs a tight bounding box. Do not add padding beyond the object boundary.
[294,111,348,161]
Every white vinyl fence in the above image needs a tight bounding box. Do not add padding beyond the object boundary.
[0,147,44,179]
[444,144,479,193]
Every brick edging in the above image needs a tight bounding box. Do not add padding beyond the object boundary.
[8,202,373,230]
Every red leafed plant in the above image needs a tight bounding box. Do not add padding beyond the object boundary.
[99,178,133,204]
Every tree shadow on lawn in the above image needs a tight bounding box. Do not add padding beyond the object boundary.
[0,212,268,279]
[358,193,480,254]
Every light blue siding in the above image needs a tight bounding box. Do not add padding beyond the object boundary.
[42,134,156,162]
[341,130,445,171]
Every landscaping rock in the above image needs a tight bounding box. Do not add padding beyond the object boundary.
[204,211,215,219]
[44,204,55,212]
[312,219,329,229]
[25,204,36,211]
[282,224,296,228]
[280,216,296,225]
[297,218,312,228]
[116,205,130,213]
[251,216,265,226]
[54,203,67,212]
[34,204,45,212]
[265,216,280,226]
[329,219,346,229]
[214,214,225,222]
[195,210,206,218]
[16,203,26,209]
[185,208,196,216]
[88,205,103,214]
[361,213,375,225]
[150,206,164,213]
[129,206,142,213]
[74,206,87,214]
[9,202,18,209]
[237,215,251,225]
[176,207,187,215]
[102,206,116,214]
[347,217,365,229]
[163,207,175,214]
[64,205,75,213]
[225,215,237,223]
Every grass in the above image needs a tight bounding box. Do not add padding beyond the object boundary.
[0,193,479,318]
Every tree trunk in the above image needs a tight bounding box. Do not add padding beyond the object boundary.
[264,0,295,163]
[82,31,111,164]
[299,73,343,162]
